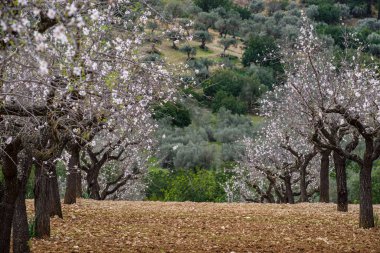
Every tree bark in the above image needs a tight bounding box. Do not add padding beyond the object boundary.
[300,164,308,202]
[87,169,101,200]
[76,170,82,198]
[284,174,294,204]
[319,150,330,203]
[0,182,3,203]
[64,146,80,204]
[34,163,50,238]
[0,143,20,253]
[47,162,62,218]
[272,183,285,203]
[359,141,374,228]
[12,189,30,253]
[200,40,206,49]
[12,152,32,253]
[333,152,348,212]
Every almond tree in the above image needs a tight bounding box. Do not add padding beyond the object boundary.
[277,15,380,228]
[79,117,155,200]
[0,1,176,251]
[232,113,319,204]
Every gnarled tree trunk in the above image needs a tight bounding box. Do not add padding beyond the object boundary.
[333,152,348,212]
[12,188,30,253]
[86,168,101,200]
[284,174,294,204]
[359,141,374,228]
[319,150,330,203]
[34,163,50,238]
[0,182,3,202]
[47,161,62,218]
[12,152,32,253]
[300,164,308,202]
[76,171,82,198]
[64,145,80,204]
[0,142,21,253]
[34,160,64,239]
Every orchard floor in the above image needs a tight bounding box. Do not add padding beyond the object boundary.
[28,200,380,253]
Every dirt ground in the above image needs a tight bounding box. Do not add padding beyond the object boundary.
[28,200,380,253]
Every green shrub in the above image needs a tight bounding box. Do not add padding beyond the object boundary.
[351,4,368,18]
[316,24,349,49]
[164,1,186,19]
[173,142,220,169]
[367,33,380,44]
[306,4,319,20]
[145,167,171,201]
[81,191,91,199]
[355,27,373,44]
[266,0,289,15]
[164,169,226,202]
[315,4,341,24]
[202,70,266,114]
[252,13,268,23]
[183,88,205,103]
[202,69,266,114]
[334,3,350,20]
[193,0,232,12]
[196,12,219,30]
[250,0,265,13]
[145,168,227,202]
[155,107,258,171]
[153,102,191,128]
[247,65,276,89]
[232,4,251,19]
[368,44,380,56]
[212,91,248,114]
[356,18,380,32]
[242,35,282,73]
[28,216,36,238]
[280,15,300,26]
[303,0,334,5]
[287,1,297,9]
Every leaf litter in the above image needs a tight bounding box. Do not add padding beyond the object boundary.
[27,200,380,252]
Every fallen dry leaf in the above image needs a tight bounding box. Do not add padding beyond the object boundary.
[27,200,380,253]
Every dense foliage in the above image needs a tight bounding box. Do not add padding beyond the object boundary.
[202,69,267,114]
[193,0,232,12]
[153,102,192,128]
[145,167,227,202]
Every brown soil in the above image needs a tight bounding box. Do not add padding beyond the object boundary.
[28,200,380,253]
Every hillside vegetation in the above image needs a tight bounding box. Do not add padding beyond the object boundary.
[2,1,380,251]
